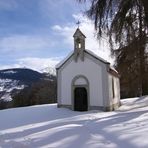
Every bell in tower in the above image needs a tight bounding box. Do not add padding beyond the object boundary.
[73,28,86,62]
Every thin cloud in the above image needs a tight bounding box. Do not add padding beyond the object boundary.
[0,57,60,73]
[0,10,114,72]
[52,25,62,31]
[17,57,60,70]
[39,0,84,23]
[0,34,56,52]
[0,0,18,11]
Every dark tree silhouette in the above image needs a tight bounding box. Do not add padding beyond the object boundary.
[77,0,148,96]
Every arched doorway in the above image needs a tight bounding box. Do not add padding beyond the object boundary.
[74,87,88,111]
[72,75,89,111]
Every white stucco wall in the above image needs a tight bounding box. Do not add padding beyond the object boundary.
[108,74,120,106]
[74,77,87,85]
[59,54,107,107]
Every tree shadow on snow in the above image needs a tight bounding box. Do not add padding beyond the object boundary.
[0,105,148,148]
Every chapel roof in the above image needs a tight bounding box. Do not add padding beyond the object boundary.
[109,68,120,78]
[55,49,119,78]
[56,49,109,69]
[56,28,119,78]
[73,28,86,38]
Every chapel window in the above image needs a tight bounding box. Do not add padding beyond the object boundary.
[112,78,115,98]
[76,38,81,49]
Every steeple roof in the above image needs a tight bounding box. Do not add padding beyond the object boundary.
[73,28,86,38]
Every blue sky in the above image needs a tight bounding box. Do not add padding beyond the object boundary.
[0,0,111,72]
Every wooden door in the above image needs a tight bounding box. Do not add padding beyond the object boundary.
[74,87,88,111]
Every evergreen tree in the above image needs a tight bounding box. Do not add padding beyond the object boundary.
[12,78,57,107]
[77,0,148,96]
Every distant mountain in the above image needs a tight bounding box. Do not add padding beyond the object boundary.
[0,68,43,84]
[0,68,54,102]
[40,67,56,76]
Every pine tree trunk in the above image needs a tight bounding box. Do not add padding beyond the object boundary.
[138,2,146,96]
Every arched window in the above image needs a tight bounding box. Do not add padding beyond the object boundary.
[76,38,81,49]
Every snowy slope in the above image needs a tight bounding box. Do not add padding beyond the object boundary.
[0,96,148,148]
[0,78,25,101]
[0,68,44,101]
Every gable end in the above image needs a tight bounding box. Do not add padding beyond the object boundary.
[108,68,120,78]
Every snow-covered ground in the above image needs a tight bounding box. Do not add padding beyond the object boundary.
[0,96,148,148]
[0,79,25,101]
[1,71,17,74]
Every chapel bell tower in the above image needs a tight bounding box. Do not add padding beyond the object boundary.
[73,28,86,61]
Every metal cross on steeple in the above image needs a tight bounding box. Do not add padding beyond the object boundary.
[76,20,81,28]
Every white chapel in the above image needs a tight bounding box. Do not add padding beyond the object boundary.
[56,28,120,111]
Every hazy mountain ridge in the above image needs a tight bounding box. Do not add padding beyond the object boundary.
[0,68,43,84]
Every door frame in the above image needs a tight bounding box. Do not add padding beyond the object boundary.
[71,75,90,111]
